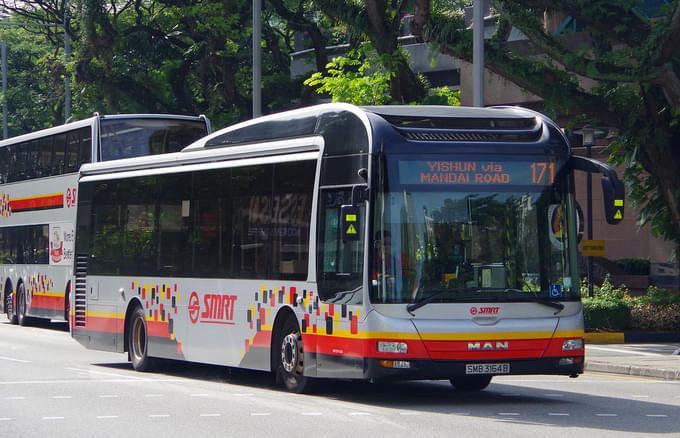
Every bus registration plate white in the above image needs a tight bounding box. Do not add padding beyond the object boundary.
[465,363,510,375]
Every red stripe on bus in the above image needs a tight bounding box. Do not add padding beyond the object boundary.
[83,316,122,334]
[28,294,64,311]
[302,334,583,360]
[9,194,63,211]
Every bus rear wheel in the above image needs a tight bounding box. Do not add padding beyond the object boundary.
[4,288,16,325]
[450,375,493,391]
[277,316,313,393]
[17,284,28,327]
[128,306,154,371]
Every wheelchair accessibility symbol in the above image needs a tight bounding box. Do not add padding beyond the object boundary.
[549,284,562,298]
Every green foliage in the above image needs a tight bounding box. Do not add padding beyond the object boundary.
[304,47,394,105]
[612,258,650,276]
[582,276,680,331]
[422,87,461,106]
[583,297,631,331]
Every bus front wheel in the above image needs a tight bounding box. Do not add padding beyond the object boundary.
[450,375,493,391]
[276,316,313,393]
[128,306,154,371]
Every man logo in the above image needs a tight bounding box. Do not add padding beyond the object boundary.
[468,341,509,351]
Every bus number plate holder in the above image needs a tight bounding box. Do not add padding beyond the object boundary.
[465,363,510,374]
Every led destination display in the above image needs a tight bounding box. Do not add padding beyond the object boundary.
[398,159,556,186]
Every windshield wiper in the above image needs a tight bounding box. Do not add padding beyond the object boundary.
[406,287,566,314]
[406,288,479,313]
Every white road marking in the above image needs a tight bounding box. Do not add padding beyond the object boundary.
[301,412,322,416]
[251,413,271,416]
[646,414,669,418]
[0,378,178,385]
[548,413,570,416]
[99,395,119,398]
[348,412,371,416]
[399,412,420,416]
[596,414,618,417]
[64,367,147,380]
[0,418,12,421]
[0,356,31,363]
[149,414,170,418]
[4,396,25,400]
[498,413,520,416]
[544,393,564,397]
[200,414,221,417]
[587,346,670,357]
[42,417,64,420]
[52,396,72,399]
[191,393,210,397]
[631,395,649,398]
[97,416,119,419]
[144,394,164,398]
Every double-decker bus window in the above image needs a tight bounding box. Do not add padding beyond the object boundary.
[52,133,67,175]
[0,147,8,183]
[38,136,54,177]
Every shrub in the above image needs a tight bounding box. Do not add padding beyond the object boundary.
[629,303,680,331]
[583,297,631,331]
[612,258,650,276]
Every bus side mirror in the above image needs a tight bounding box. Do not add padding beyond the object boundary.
[568,156,625,225]
[601,177,625,224]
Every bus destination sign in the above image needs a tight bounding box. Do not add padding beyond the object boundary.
[398,159,555,186]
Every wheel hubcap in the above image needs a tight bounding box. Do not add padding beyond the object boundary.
[281,334,298,373]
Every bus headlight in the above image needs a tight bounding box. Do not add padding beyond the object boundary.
[377,341,408,354]
[562,339,584,351]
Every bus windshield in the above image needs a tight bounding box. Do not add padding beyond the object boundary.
[371,155,579,305]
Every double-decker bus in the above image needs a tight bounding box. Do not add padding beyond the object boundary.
[71,104,624,392]
[1,114,211,327]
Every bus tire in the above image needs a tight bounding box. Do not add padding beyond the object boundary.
[128,306,154,371]
[450,375,493,391]
[4,286,17,325]
[17,284,28,327]
[276,315,313,393]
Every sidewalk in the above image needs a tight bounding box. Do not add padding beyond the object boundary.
[584,339,680,381]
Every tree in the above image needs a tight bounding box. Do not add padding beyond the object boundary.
[315,0,427,103]
[412,0,680,258]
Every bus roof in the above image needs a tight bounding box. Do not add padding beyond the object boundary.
[0,114,208,149]
[183,103,567,155]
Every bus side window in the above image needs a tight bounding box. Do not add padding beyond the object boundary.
[6,145,17,182]
[0,147,7,183]
[25,140,39,180]
[79,128,92,165]
[38,136,54,177]
[65,130,81,173]
[53,133,67,175]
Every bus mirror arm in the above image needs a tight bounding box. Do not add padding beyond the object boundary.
[351,184,369,205]
[568,156,625,225]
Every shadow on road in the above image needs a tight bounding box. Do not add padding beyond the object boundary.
[92,359,680,434]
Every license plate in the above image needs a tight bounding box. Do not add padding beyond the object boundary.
[465,363,510,375]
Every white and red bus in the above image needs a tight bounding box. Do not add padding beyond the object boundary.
[1,114,211,327]
[71,104,624,392]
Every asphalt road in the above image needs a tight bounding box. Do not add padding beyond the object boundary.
[0,316,678,437]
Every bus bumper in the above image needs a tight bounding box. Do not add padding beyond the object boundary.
[363,355,584,381]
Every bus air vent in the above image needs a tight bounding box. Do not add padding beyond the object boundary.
[74,254,88,327]
[396,127,542,143]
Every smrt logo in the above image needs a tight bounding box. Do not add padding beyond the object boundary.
[188,291,237,325]
[188,292,201,324]
[470,306,500,316]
